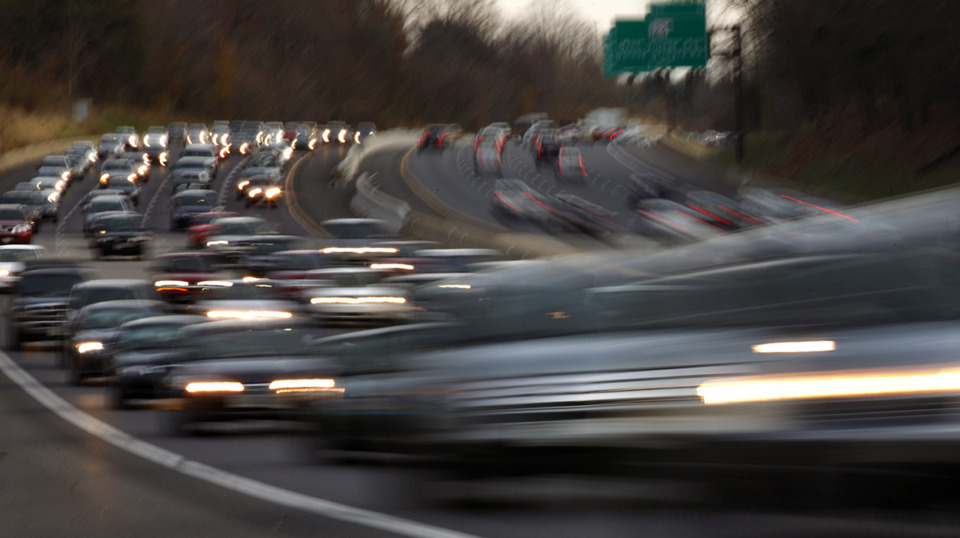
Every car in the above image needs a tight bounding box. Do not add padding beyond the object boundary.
[63,299,169,385]
[6,262,89,350]
[167,122,188,147]
[240,175,284,207]
[115,125,140,150]
[63,148,90,179]
[169,169,213,193]
[0,244,47,291]
[87,211,152,260]
[488,179,555,223]
[183,142,225,162]
[292,123,318,151]
[232,128,261,155]
[98,133,126,159]
[98,164,142,205]
[184,211,238,249]
[70,140,98,170]
[186,123,209,145]
[534,128,562,166]
[353,122,376,144]
[165,318,332,434]
[553,146,586,179]
[417,124,443,151]
[39,155,74,182]
[82,195,135,236]
[150,251,232,305]
[210,121,231,148]
[121,151,151,180]
[283,121,298,143]
[0,191,45,230]
[142,126,170,166]
[36,188,61,221]
[201,215,270,254]
[107,314,208,409]
[173,156,219,181]
[32,175,67,193]
[473,136,503,176]
[169,189,219,231]
[473,124,508,152]
[321,121,350,145]
[99,158,139,185]
[262,121,285,145]
[236,163,282,198]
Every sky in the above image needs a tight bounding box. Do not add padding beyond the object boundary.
[498,0,653,34]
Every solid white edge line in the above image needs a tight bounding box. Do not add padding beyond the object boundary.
[0,351,477,538]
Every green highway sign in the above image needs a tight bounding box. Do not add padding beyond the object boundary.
[604,2,708,76]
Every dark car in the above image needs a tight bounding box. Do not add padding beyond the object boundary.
[6,262,89,350]
[534,128,562,166]
[99,173,142,206]
[0,204,35,244]
[150,251,231,305]
[293,123,317,151]
[186,123,209,145]
[165,318,333,434]
[170,168,213,193]
[116,125,140,150]
[99,158,139,184]
[0,191,45,230]
[82,194,134,236]
[98,133,126,160]
[167,122,187,147]
[321,121,350,145]
[553,146,586,179]
[64,299,169,385]
[417,124,444,151]
[240,175,284,207]
[87,211,152,260]
[107,314,207,408]
[353,122,376,145]
[142,126,169,166]
[169,189,219,231]
[173,156,219,181]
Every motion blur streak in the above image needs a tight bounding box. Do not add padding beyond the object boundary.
[752,341,836,353]
[268,378,336,391]
[185,381,244,393]
[781,194,860,222]
[698,365,960,404]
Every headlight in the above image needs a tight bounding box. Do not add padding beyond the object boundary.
[265,187,281,199]
[219,147,229,159]
[47,192,60,203]
[308,139,317,150]
[12,224,30,234]
[221,134,229,145]
[100,173,110,183]
[197,280,233,287]
[138,165,148,176]
[76,341,104,354]
[322,129,331,143]
[282,147,293,160]
[248,188,263,197]
[338,130,347,143]
[369,263,414,271]
[128,135,136,146]
[155,280,189,287]
[159,152,168,166]
[205,240,228,247]
[61,171,70,181]
[128,174,138,182]
[0,270,8,277]
[237,180,250,190]
[185,381,244,393]
[354,132,361,144]
[240,142,249,154]
[269,378,339,394]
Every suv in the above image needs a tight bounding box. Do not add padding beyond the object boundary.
[6,261,89,350]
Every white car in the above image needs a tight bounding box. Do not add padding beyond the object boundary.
[0,245,47,291]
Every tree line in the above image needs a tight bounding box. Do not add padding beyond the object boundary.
[0,0,626,128]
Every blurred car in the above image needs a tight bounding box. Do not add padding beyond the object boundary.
[262,121,284,145]
[202,216,270,252]
[292,123,318,151]
[36,188,61,222]
[169,189,219,231]
[165,318,333,434]
[167,122,188,146]
[241,175,284,207]
[33,175,66,193]
[474,124,508,152]
[64,299,169,385]
[634,198,728,243]
[185,211,239,249]
[39,155,74,182]
[534,128,562,166]
[183,142,226,162]
[150,251,232,305]
[210,121,231,148]
[232,128,261,155]
[65,146,95,177]
[170,168,213,193]
[353,122,376,144]
[99,158,139,185]
[115,125,140,150]
[107,314,207,409]
[553,146,586,179]
[98,133,126,160]
[0,191,45,230]
[70,140,98,170]
[192,279,300,321]
[173,156,219,181]
[121,150,151,180]
[6,262,89,350]
[321,121,350,144]
[186,123,209,145]
[473,136,503,176]
[142,126,170,166]
[552,193,624,236]
[87,211,152,260]
[0,244,46,291]
[488,179,554,223]
[521,119,557,148]
[417,124,444,151]
[98,167,142,206]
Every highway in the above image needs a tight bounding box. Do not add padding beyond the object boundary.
[2,138,960,537]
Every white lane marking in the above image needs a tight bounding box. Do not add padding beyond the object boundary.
[0,351,476,538]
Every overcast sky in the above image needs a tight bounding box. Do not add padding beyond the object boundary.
[498,0,653,34]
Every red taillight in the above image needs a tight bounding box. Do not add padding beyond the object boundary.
[493,191,520,212]
[688,205,733,226]
[419,132,431,146]
[524,191,553,213]
[579,156,586,176]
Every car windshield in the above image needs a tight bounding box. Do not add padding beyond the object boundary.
[77,307,154,331]
[115,323,186,352]
[0,248,39,261]
[19,273,84,296]
[0,208,25,220]
[190,325,319,359]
